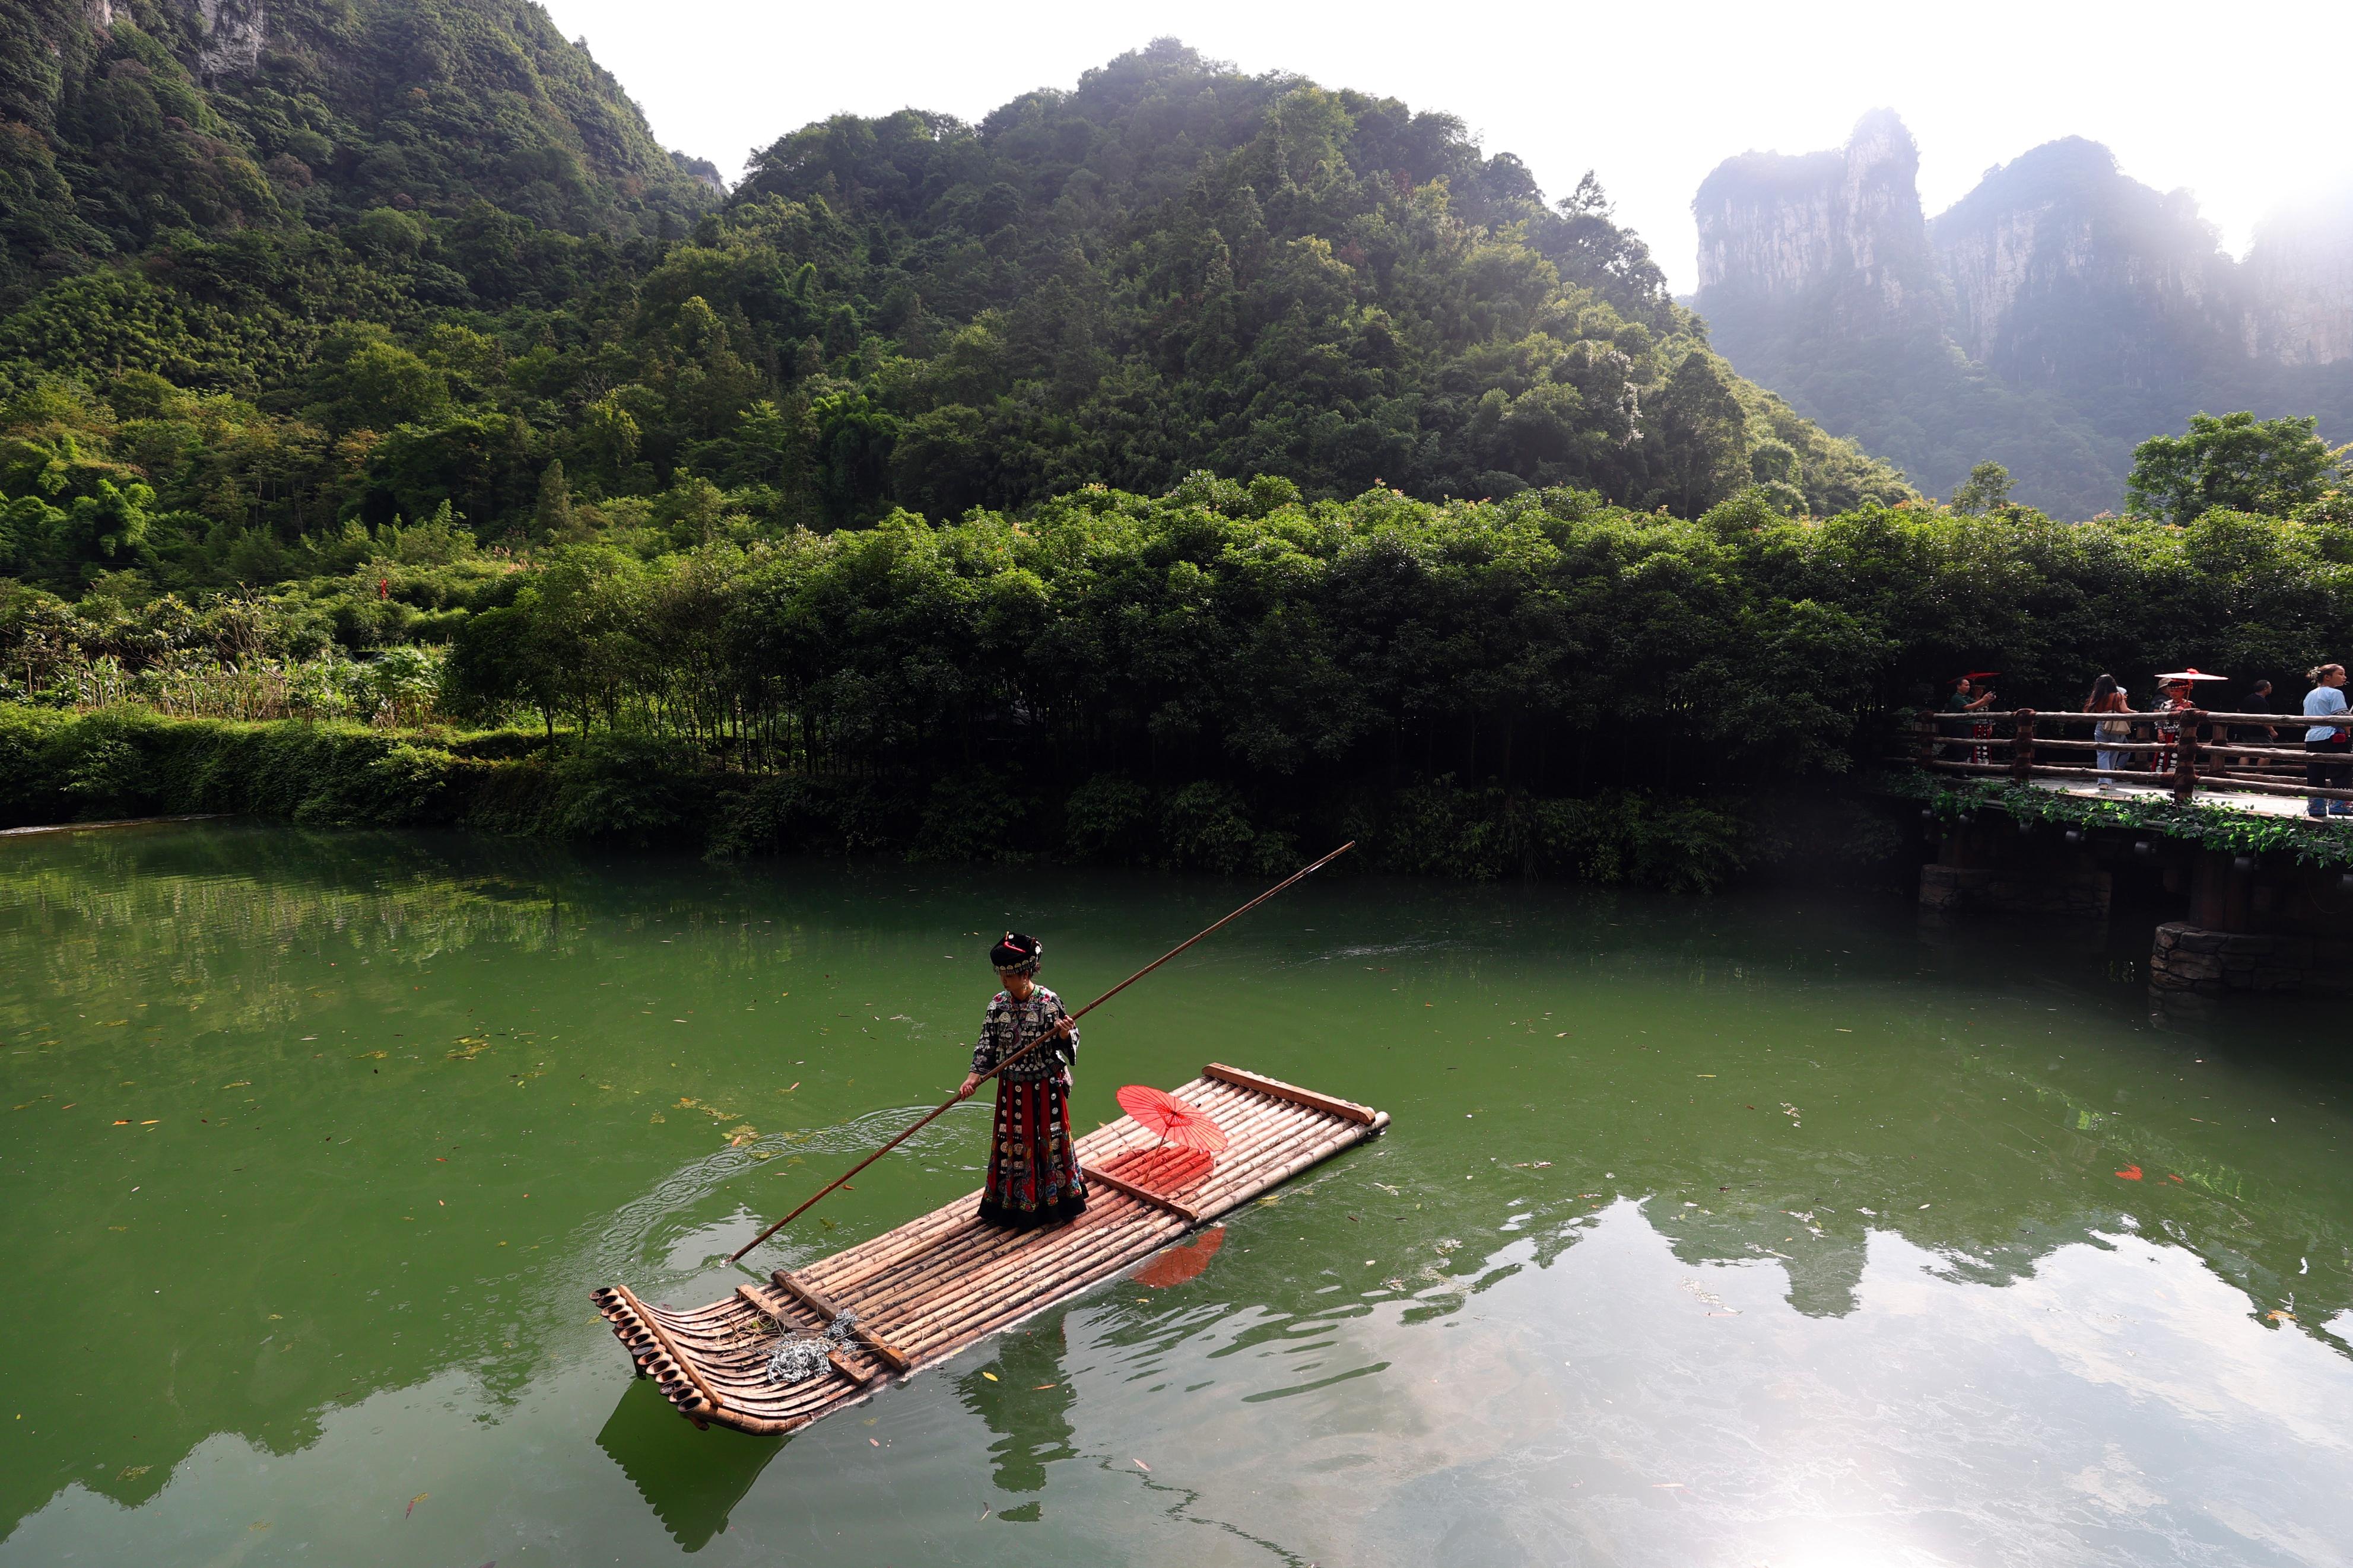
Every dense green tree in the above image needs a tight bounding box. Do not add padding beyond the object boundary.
[1949,460,2015,515]
[2126,412,2336,525]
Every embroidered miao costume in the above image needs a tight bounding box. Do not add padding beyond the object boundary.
[971,984,1088,1228]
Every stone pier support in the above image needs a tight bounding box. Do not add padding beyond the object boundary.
[2147,921,2353,1001]
[1917,863,2111,918]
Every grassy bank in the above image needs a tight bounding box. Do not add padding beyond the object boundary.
[0,705,1907,890]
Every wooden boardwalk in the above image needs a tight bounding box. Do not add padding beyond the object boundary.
[592,1064,1387,1436]
[2019,775,2327,819]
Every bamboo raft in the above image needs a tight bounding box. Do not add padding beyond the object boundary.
[592,1063,1387,1436]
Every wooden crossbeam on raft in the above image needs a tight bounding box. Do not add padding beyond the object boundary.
[1079,1163,1203,1222]
[767,1268,912,1373]
[734,1285,872,1386]
[1203,1062,1379,1124]
[591,1064,1387,1436]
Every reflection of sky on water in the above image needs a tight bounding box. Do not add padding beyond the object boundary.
[9,1201,2346,1566]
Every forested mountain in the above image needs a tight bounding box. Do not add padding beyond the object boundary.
[2,0,715,299]
[1692,114,2353,517]
[0,23,1910,600]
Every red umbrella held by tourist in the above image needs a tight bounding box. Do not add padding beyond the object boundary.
[1116,1084,1228,1154]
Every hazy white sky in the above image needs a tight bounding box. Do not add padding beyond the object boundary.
[539,0,2353,294]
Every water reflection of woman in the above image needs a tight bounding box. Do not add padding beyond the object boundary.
[957,933,1089,1229]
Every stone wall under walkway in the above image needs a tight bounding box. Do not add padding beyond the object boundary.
[2146,921,2353,1001]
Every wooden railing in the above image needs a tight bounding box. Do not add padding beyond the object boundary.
[1900,708,2353,809]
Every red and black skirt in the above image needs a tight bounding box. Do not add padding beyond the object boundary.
[978,1077,1088,1229]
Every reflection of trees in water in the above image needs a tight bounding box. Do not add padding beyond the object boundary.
[957,1319,1078,1512]
[0,826,814,1539]
[0,825,823,1045]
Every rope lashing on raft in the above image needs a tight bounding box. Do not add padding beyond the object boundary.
[762,1306,859,1384]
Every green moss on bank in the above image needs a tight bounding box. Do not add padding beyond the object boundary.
[1887,769,2353,868]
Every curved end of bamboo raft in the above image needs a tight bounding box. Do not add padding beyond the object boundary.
[592,1063,1386,1436]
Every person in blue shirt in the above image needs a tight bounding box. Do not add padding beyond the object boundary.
[2302,663,2349,818]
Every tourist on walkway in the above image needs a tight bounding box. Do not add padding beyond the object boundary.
[2303,664,2351,818]
[1945,675,1998,764]
[958,933,1088,1228]
[2233,679,2277,743]
[2085,675,2134,789]
[2151,676,2194,777]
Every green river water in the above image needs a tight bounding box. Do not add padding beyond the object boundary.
[1,823,2348,1566]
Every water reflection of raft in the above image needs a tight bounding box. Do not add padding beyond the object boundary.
[592,1064,1387,1436]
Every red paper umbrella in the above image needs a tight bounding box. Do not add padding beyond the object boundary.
[1116,1084,1228,1154]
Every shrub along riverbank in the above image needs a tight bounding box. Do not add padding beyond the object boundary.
[0,704,1859,890]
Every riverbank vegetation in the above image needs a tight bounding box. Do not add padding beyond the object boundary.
[9,475,2353,885]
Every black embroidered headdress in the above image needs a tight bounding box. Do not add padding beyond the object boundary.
[990,931,1042,976]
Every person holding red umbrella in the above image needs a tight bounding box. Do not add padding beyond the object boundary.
[957,933,1089,1229]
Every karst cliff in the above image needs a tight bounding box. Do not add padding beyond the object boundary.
[1692,114,2353,516]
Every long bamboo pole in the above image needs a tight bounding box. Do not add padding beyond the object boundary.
[726,840,1357,1262]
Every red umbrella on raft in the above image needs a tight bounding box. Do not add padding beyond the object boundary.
[1116,1084,1228,1154]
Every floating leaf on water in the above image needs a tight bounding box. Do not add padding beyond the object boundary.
[405,1493,428,1518]
[2115,1165,2144,1181]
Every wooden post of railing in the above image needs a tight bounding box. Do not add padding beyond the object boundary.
[2174,709,2202,804]
[2012,708,2036,784]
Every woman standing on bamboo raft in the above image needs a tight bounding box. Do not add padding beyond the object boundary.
[956,933,1088,1228]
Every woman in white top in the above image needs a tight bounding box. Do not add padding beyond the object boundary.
[2085,674,2134,789]
[2303,663,2349,818]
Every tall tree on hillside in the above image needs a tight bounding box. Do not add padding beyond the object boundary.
[1949,461,2014,516]
[1647,352,1749,517]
